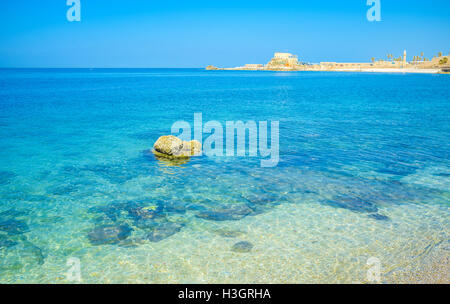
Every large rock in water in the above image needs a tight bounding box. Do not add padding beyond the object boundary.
[153,135,183,156]
[153,135,201,159]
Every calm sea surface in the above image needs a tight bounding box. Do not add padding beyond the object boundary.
[0,69,448,283]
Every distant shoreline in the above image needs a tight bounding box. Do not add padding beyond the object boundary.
[206,51,450,74]
[326,68,441,74]
[208,67,443,74]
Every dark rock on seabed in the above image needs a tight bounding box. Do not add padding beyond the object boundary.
[368,213,390,221]
[146,222,183,242]
[128,205,164,221]
[324,195,379,214]
[88,224,132,245]
[231,241,253,253]
[134,217,166,230]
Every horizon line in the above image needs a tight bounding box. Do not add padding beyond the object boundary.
[0,67,208,69]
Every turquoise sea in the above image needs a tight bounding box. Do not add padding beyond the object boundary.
[0,69,448,283]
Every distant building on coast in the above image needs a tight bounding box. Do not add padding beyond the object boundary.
[266,53,299,68]
[240,53,300,70]
[209,52,303,70]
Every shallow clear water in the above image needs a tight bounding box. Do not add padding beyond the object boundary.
[0,69,448,283]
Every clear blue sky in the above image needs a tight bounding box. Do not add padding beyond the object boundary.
[0,0,449,68]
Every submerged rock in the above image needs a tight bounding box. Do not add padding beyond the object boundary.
[146,222,183,242]
[151,152,193,166]
[0,219,29,235]
[241,192,282,215]
[368,213,390,221]
[88,224,132,245]
[196,205,253,221]
[185,204,208,212]
[231,241,253,253]
[134,217,162,230]
[92,214,117,226]
[325,196,378,213]
[128,206,164,221]
[245,204,268,216]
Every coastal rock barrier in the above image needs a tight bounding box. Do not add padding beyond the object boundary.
[152,135,201,159]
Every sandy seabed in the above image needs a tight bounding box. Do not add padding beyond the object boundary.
[8,195,447,284]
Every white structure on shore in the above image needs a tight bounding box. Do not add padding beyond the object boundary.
[403,50,407,66]
[267,52,299,68]
[273,53,296,59]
